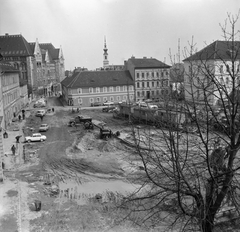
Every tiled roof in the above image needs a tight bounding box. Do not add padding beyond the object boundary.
[0,62,18,72]
[28,42,59,60]
[128,57,171,69]
[184,40,240,61]
[0,34,33,57]
[61,70,134,88]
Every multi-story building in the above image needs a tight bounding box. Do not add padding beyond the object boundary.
[125,57,171,102]
[29,40,65,96]
[0,34,34,95]
[183,40,240,106]
[61,70,134,107]
[0,33,65,97]
[0,62,22,127]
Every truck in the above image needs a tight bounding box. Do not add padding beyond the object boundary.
[68,115,92,127]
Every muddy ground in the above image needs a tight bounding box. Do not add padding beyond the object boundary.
[12,106,149,232]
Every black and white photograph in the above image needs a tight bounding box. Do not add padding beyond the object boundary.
[0,0,240,231]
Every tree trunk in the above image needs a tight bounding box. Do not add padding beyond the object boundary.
[202,214,214,232]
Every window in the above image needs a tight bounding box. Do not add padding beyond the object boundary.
[89,87,93,93]
[161,72,163,77]
[109,86,113,92]
[78,98,82,104]
[219,65,223,73]
[90,98,94,103]
[96,87,100,93]
[137,82,140,88]
[147,82,149,87]
[103,97,107,102]
[123,86,127,91]
[123,95,127,100]
[117,96,121,101]
[103,87,107,92]
[142,73,144,78]
[152,72,154,77]
[78,88,82,94]
[226,64,230,73]
[129,86,134,91]
[130,95,133,100]
[157,72,159,78]
[152,82,154,87]
[116,86,120,92]
[226,77,229,85]
[142,82,145,88]
[136,73,140,78]
[137,91,140,97]
[142,91,145,97]
[110,96,114,101]
[147,72,149,78]
[96,97,100,102]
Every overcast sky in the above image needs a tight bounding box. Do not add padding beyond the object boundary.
[0,0,239,71]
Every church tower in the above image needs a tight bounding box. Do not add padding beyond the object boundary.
[103,36,109,69]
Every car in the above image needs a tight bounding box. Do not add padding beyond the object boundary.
[91,102,102,107]
[103,101,114,106]
[39,124,49,132]
[34,99,46,108]
[25,133,47,143]
[36,109,46,117]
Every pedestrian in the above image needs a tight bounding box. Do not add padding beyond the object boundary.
[22,113,25,120]
[15,135,22,143]
[52,108,54,112]
[40,115,43,122]
[11,145,16,156]
[18,115,21,121]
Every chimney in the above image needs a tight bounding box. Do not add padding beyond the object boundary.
[143,57,147,59]
[5,33,9,36]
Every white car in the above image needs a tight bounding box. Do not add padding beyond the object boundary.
[39,124,49,132]
[103,101,114,106]
[25,133,47,143]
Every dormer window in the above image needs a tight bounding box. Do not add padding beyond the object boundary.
[89,87,93,93]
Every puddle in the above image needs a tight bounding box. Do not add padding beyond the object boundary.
[58,179,140,205]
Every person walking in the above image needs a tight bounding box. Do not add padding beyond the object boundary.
[18,114,21,121]
[11,145,16,156]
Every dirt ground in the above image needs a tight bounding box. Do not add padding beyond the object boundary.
[10,106,148,232]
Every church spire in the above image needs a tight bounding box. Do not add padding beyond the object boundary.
[103,36,109,69]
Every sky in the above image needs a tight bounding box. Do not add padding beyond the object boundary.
[0,0,239,71]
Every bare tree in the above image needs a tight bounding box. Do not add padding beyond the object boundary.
[121,12,240,232]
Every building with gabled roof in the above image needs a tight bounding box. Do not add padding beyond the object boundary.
[125,57,171,101]
[183,40,240,106]
[28,40,65,96]
[61,70,134,106]
[0,33,65,97]
[0,34,34,93]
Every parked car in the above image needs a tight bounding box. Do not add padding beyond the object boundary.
[103,101,114,106]
[34,102,46,108]
[36,109,46,117]
[25,133,47,143]
[39,124,49,132]
[91,102,102,107]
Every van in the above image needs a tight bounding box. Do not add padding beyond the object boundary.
[36,109,46,117]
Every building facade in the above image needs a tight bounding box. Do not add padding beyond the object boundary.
[61,70,134,107]
[0,62,22,127]
[183,41,240,106]
[0,34,65,97]
[125,57,171,102]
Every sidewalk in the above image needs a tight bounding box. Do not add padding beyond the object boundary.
[2,109,31,172]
